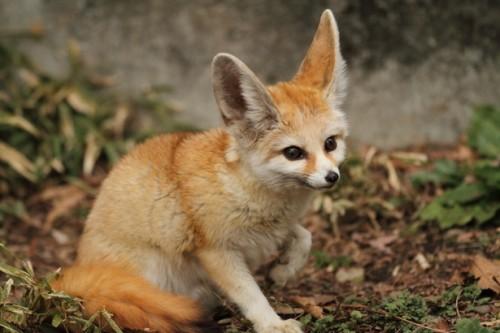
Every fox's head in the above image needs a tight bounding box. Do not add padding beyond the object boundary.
[212,10,348,190]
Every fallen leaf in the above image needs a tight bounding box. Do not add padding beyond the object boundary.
[17,68,40,87]
[289,296,323,319]
[39,185,87,232]
[390,151,428,165]
[275,304,304,316]
[67,90,95,115]
[51,229,70,245]
[313,294,336,305]
[470,255,500,293]
[384,158,401,193]
[369,234,397,254]
[83,132,102,176]
[434,318,451,332]
[0,114,40,137]
[0,141,36,181]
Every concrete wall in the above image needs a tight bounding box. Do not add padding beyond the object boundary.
[1,0,499,148]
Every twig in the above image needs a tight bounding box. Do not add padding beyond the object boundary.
[455,288,462,319]
[340,304,450,333]
[387,312,449,333]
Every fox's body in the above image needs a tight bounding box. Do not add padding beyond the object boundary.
[54,10,348,333]
[78,130,312,306]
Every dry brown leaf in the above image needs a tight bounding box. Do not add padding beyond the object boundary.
[36,184,79,202]
[390,151,428,165]
[368,234,397,253]
[83,132,101,176]
[41,185,87,232]
[0,141,36,181]
[51,229,70,245]
[275,304,304,316]
[67,90,95,115]
[312,294,336,305]
[0,114,40,137]
[289,296,323,319]
[17,68,40,87]
[471,255,500,293]
[434,318,451,332]
[109,105,130,137]
[384,158,401,193]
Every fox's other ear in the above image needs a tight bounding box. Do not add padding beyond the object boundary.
[293,9,347,108]
[212,53,279,136]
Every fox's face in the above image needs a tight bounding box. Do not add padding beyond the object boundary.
[212,10,348,190]
[245,84,347,189]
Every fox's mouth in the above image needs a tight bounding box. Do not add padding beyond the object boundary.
[297,178,335,191]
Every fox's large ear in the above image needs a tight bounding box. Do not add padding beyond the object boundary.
[293,9,347,108]
[212,53,279,138]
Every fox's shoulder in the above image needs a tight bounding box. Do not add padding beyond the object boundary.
[116,128,231,172]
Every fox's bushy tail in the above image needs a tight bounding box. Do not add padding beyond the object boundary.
[52,264,219,333]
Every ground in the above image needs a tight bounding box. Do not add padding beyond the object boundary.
[2,144,499,333]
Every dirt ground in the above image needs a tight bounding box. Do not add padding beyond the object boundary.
[2,144,499,333]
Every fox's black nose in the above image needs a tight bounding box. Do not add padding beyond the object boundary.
[325,171,339,184]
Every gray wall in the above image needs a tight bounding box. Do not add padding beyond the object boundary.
[1,0,499,148]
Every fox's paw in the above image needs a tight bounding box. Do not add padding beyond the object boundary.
[270,264,295,287]
[260,319,303,333]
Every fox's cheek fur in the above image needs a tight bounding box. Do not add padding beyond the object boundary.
[246,151,307,188]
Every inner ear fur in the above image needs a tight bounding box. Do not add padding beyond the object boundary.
[293,9,347,106]
[212,53,279,133]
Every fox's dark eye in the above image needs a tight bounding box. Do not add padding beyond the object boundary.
[324,136,337,152]
[283,146,305,161]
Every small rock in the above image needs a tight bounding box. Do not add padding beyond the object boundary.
[415,253,431,270]
[336,267,364,284]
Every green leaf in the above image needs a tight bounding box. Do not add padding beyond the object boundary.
[51,313,63,328]
[468,105,500,158]
[0,278,14,302]
[475,161,500,190]
[0,319,22,333]
[100,310,123,333]
[455,318,493,333]
[471,201,500,224]
[411,159,465,187]
[440,183,487,204]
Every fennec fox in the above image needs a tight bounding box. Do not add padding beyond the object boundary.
[53,9,348,333]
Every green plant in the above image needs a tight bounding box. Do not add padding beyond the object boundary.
[436,284,489,317]
[380,291,431,333]
[455,318,496,333]
[0,243,120,332]
[311,251,351,270]
[0,40,180,196]
[415,105,500,229]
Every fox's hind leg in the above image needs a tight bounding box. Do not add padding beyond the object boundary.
[141,248,220,311]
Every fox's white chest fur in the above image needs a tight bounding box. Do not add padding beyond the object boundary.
[219,176,313,268]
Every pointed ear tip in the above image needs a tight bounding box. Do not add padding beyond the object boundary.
[212,53,231,65]
[321,9,337,24]
[212,53,244,69]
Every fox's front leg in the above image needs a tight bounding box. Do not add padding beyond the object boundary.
[270,224,312,286]
[197,249,302,333]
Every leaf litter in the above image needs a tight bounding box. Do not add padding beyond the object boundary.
[0,38,499,332]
